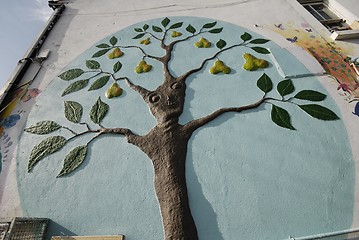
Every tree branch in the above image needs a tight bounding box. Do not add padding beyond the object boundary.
[61,126,77,135]
[98,127,142,146]
[178,42,246,81]
[168,31,205,49]
[79,122,92,131]
[125,78,151,100]
[67,127,140,145]
[160,31,208,81]
[160,29,169,49]
[118,45,161,61]
[184,97,267,133]
[147,32,162,42]
[99,127,134,135]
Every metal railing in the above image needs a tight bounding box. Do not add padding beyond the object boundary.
[2,218,48,240]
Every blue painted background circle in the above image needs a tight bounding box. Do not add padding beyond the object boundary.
[17,16,354,239]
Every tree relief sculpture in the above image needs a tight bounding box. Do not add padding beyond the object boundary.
[24,17,339,240]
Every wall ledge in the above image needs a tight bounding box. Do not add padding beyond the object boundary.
[331,29,359,40]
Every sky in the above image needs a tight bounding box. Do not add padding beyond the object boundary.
[0,0,53,90]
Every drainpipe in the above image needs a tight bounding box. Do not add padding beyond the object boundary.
[288,227,359,240]
[0,2,66,109]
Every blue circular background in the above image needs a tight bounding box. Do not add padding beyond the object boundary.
[17,16,354,239]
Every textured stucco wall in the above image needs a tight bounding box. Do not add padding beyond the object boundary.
[1,1,359,239]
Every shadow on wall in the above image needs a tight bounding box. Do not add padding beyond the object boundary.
[46,220,77,240]
[183,74,267,240]
[186,146,225,240]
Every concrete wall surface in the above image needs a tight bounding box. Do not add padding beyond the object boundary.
[1,0,359,239]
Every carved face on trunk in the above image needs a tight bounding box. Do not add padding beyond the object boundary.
[146,80,186,124]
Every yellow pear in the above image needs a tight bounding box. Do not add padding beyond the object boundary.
[195,37,211,48]
[243,53,269,71]
[140,38,151,45]
[108,47,124,59]
[171,31,182,38]
[105,82,123,99]
[135,60,152,73]
[210,60,231,74]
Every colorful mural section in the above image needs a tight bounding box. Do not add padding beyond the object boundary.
[0,81,41,175]
[16,17,354,239]
[271,22,359,109]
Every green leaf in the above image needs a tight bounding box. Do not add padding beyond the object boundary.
[169,22,183,29]
[109,36,118,46]
[202,21,217,28]
[90,97,109,124]
[152,25,163,32]
[143,24,149,31]
[271,105,295,130]
[92,49,111,58]
[249,39,270,44]
[299,104,339,120]
[57,145,87,177]
[216,39,227,49]
[58,69,84,81]
[134,28,143,32]
[86,60,100,69]
[64,101,83,123]
[28,136,67,172]
[161,17,170,28]
[251,47,270,54]
[294,90,326,102]
[24,121,62,135]
[209,27,223,34]
[113,61,122,73]
[277,79,295,97]
[241,32,252,42]
[132,33,146,39]
[257,73,273,93]
[88,75,110,91]
[62,79,89,96]
[96,43,111,48]
[186,24,196,34]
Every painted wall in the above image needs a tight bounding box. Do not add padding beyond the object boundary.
[1,1,359,239]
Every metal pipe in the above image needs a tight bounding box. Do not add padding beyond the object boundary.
[0,2,66,108]
[288,227,359,240]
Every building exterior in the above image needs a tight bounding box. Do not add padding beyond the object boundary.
[1,0,359,239]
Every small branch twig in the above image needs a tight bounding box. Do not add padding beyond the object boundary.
[87,132,102,146]
[61,126,77,135]
[67,127,137,143]
[168,30,206,48]
[79,122,92,131]
[118,45,161,61]
[160,29,169,49]
[265,97,298,106]
[146,32,162,42]
[67,129,98,142]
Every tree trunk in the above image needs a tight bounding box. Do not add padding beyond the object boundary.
[135,124,198,240]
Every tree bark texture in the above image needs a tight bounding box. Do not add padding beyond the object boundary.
[134,124,198,240]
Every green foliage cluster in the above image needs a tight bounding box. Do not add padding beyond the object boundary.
[256,74,338,130]
[24,97,109,177]
[24,17,339,178]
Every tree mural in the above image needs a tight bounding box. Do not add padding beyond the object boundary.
[24,17,339,240]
